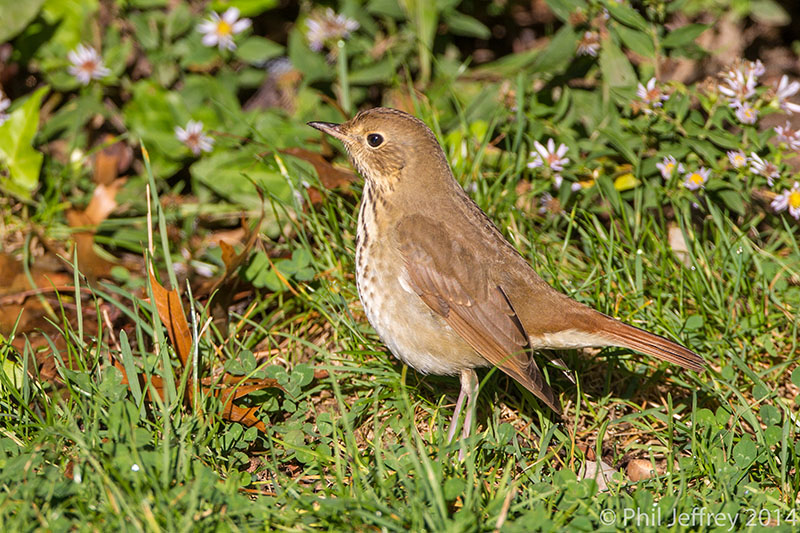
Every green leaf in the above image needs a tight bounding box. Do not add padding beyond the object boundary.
[764,425,782,447]
[687,138,718,165]
[443,10,490,39]
[598,37,636,89]
[40,0,99,52]
[443,478,466,500]
[293,363,314,388]
[684,315,703,330]
[164,3,193,39]
[715,189,745,215]
[129,11,162,51]
[530,25,578,74]
[732,436,757,468]
[612,23,655,59]
[695,408,716,428]
[604,1,649,32]
[759,404,781,426]
[190,145,291,210]
[99,366,128,403]
[0,0,46,42]
[667,92,690,122]
[235,36,284,64]
[598,127,638,166]
[750,0,789,26]
[792,367,800,388]
[40,90,104,140]
[367,0,404,19]
[661,23,708,49]
[0,87,48,199]
[705,129,740,150]
[210,0,278,17]
[128,0,167,7]
[349,58,397,84]
[544,0,587,22]
[287,28,331,84]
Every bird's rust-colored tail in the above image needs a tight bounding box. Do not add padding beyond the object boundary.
[599,318,704,371]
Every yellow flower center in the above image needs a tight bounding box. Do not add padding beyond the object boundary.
[664,162,675,173]
[217,20,232,36]
[734,155,744,165]
[689,173,704,185]
[789,190,800,209]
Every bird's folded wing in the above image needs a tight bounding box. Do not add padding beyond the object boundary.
[395,214,561,413]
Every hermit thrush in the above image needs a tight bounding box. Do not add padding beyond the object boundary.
[309,108,703,448]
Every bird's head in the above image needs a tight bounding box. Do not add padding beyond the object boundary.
[308,107,449,191]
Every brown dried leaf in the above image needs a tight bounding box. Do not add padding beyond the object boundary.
[578,459,617,492]
[148,269,192,368]
[219,240,237,272]
[282,147,355,190]
[94,135,133,185]
[223,404,267,432]
[65,177,126,279]
[627,459,660,482]
[84,181,125,226]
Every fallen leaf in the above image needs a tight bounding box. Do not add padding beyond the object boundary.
[148,269,192,368]
[578,459,617,492]
[94,135,133,185]
[627,459,661,482]
[282,147,355,190]
[65,177,126,279]
[668,223,691,267]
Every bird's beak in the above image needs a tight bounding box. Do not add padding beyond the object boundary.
[308,121,348,142]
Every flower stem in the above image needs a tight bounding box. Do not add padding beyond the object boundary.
[337,40,351,115]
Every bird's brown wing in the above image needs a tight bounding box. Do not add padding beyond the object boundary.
[395,214,561,413]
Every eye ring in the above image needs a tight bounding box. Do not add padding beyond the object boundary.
[366,133,384,147]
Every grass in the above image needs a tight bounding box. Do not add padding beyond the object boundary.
[2,98,800,533]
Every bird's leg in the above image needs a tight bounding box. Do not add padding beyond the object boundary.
[446,369,479,461]
[446,378,468,444]
[460,368,480,441]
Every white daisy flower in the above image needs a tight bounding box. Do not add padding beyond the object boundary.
[538,192,554,214]
[727,150,747,169]
[748,59,765,78]
[576,31,600,57]
[774,121,800,150]
[528,139,570,172]
[775,75,800,114]
[67,44,110,85]
[682,167,710,190]
[749,152,780,186]
[175,120,214,155]
[0,91,10,126]
[198,8,251,51]
[730,100,758,124]
[656,155,684,180]
[771,181,800,219]
[636,78,669,111]
[719,66,757,102]
[266,57,293,77]
[306,8,359,52]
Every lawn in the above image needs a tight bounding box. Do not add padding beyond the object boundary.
[0,0,799,531]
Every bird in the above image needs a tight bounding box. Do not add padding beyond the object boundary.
[308,107,704,451]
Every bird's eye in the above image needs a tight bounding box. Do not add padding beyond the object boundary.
[366,133,384,147]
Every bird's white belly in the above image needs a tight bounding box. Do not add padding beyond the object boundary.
[355,240,486,376]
